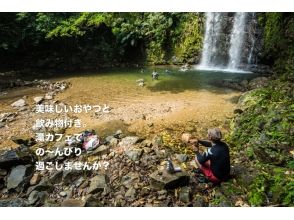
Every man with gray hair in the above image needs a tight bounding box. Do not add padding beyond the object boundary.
[190,128,230,183]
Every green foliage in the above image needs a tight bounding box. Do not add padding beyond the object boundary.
[228,78,294,206]
[248,174,268,206]
[261,13,294,75]
[263,13,283,54]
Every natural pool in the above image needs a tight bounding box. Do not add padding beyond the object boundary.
[0,66,257,147]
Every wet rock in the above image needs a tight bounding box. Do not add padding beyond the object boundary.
[89,145,110,156]
[61,199,85,207]
[0,198,28,207]
[30,173,41,186]
[0,149,36,168]
[125,148,143,161]
[28,190,48,206]
[118,136,140,149]
[33,96,44,104]
[179,186,191,203]
[7,165,34,191]
[88,175,108,194]
[149,170,190,190]
[175,154,188,162]
[11,99,26,108]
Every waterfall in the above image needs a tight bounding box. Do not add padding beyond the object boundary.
[227,12,248,70]
[197,12,254,73]
[199,12,223,68]
[247,12,257,66]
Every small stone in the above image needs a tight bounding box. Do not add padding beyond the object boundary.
[59,191,67,197]
[11,99,26,108]
[0,169,7,176]
[149,170,190,190]
[33,96,44,104]
[61,199,85,207]
[125,149,143,161]
[28,190,48,205]
[152,135,163,147]
[179,186,191,203]
[121,172,139,188]
[118,136,140,149]
[30,173,41,186]
[114,129,123,138]
[125,187,136,199]
[140,187,150,196]
[88,175,108,194]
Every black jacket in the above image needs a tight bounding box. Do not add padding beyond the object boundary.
[196,140,230,180]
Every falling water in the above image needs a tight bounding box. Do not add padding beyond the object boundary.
[247,13,257,66]
[197,12,253,73]
[226,12,248,70]
[199,12,223,68]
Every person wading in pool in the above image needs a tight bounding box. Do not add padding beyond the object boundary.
[190,128,230,184]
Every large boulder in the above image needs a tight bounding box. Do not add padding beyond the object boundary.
[7,165,34,191]
[88,175,108,194]
[27,190,48,206]
[0,149,36,169]
[118,136,140,150]
[149,170,190,190]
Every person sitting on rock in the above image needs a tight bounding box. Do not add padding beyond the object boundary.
[190,128,230,184]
